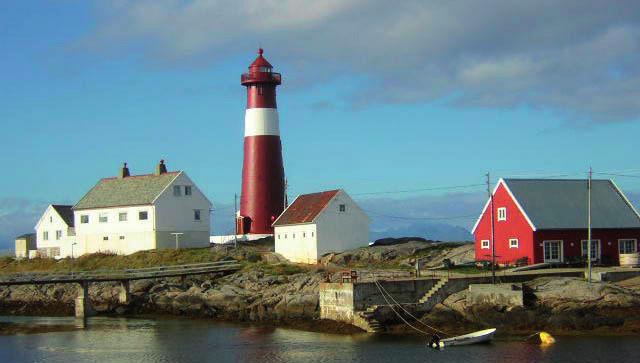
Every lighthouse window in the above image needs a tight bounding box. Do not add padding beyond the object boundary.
[257,85,263,95]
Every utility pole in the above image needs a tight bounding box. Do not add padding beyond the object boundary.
[587,167,592,283]
[487,172,496,284]
[234,193,238,249]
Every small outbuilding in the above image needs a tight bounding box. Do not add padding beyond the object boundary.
[472,178,640,266]
[15,233,36,259]
[273,189,369,264]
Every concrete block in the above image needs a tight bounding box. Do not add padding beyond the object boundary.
[467,283,523,307]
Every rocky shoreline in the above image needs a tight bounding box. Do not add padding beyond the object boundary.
[2,241,640,336]
[2,267,640,336]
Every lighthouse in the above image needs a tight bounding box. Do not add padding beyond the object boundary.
[236,48,286,235]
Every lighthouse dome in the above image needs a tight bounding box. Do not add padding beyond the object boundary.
[249,48,273,70]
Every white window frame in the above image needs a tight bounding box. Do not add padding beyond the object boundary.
[185,186,192,196]
[580,239,601,260]
[119,212,128,222]
[497,207,507,221]
[119,236,125,240]
[618,239,637,255]
[43,231,49,241]
[339,204,346,212]
[80,215,89,224]
[139,211,148,220]
[194,209,201,221]
[103,236,109,241]
[509,238,519,248]
[56,230,62,240]
[173,185,182,196]
[481,240,490,249]
[543,240,563,263]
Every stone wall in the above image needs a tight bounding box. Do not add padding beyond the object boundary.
[467,283,524,307]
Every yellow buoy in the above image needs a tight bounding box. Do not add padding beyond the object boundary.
[539,331,556,345]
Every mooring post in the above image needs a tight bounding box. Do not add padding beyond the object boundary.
[75,280,95,319]
[118,280,131,304]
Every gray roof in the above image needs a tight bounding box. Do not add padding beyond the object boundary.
[16,233,36,239]
[73,172,180,210]
[51,205,74,227]
[504,179,640,230]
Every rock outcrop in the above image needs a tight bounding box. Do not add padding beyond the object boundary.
[0,270,323,323]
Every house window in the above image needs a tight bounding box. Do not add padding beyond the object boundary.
[303,232,306,238]
[119,236,125,240]
[103,236,109,241]
[99,213,108,223]
[139,211,148,220]
[481,240,490,249]
[581,240,601,260]
[619,239,637,254]
[277,234,280,239]
[56,230,62,240]
[119,212,128,222]
[509,238,519,248]
[339,204,346,212]
[285,234,287,239]
[497,207,507,221]
[173,185,181,196]
[311,232,314,237]
[194,209,201,221]
[185,186,192,196]
[49,216,53,223]
[544,240,563,262]
[43,231,49,241]
[80,215,89,224]
[293,233,296,238]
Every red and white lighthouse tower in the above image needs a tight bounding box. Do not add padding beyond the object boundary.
[236,48,286,235]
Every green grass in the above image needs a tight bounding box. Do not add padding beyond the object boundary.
[0,248,226,274]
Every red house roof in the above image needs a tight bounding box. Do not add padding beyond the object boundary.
[273,190,340,226]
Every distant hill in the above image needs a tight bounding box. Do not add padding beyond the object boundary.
[369,221,473,242]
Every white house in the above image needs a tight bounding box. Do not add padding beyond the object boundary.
[273,189,369,264]
[35,205,75,258]
[69,160,213,256]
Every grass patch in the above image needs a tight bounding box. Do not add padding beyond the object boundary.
[0,248,225,274]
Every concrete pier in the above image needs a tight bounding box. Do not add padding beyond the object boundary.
[75,281,95,318]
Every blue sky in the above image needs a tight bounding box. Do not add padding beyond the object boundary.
[1,1,640,246]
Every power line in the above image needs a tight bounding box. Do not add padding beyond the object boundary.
[593,172,640,179]
[352,183,485,196]
[364,209,478,221]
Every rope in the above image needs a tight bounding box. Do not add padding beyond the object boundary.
[370,273,450,336]
[370,277,431,336]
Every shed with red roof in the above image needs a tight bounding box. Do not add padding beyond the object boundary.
[273,189,370,264]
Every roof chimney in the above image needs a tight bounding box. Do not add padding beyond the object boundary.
[155,159,167,175]
[119,162,130,178]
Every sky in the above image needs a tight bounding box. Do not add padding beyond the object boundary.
[1,1,640,247]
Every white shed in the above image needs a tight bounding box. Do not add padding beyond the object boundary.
[273,189,369,264]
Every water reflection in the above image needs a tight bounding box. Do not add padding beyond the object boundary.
[0,316,638,363]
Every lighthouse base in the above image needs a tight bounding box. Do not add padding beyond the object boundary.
[209,234,273,245]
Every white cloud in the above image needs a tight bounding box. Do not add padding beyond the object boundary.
[76,1,640,122]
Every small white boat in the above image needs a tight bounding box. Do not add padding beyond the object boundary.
[440,328,496,347]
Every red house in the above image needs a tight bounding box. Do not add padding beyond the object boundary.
[473,179,640,266]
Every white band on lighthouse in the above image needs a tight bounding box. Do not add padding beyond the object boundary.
[244,108,280,137]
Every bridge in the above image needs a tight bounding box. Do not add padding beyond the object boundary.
[0,260,242,318]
